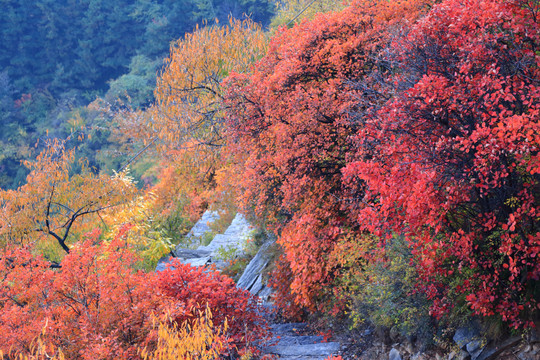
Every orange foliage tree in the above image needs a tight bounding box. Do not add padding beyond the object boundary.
[0,141,136,258]
[139,308,228,360]
[156,259,268,351]
[129,19,270,221]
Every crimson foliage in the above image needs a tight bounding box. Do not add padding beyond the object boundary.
[157,259,268,347]
[0,229,267,357]
[224,0,432,313]
[225,0,539,328]
[345,0,540,327]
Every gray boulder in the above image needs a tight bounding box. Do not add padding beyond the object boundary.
[453,325,481,349]
[237,240,274,296]
[475,336,521,360]
[175,248,211,259]
[389,348,402,360]
[264,342,340,357]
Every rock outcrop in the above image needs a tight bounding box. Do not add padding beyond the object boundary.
[156,211,252,271]
[237,240,275,299]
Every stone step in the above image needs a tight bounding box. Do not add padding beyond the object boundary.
[183,257,211,267]
[271,335,325,346]
[270,323,308,336]
[175,249,211,259]
[263,342,341,357]
[196,214,252,257]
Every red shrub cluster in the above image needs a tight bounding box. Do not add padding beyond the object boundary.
[0,228,267,357]
[157,259,268,346]
[345,0,540,328]
[225,0,433,312]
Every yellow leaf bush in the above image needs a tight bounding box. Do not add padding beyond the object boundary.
[140,308,228,360]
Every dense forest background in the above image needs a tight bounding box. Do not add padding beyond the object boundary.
[0,0,273,189]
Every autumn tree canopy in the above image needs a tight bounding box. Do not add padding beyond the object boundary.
[127,18,270,221]
[1,0,539,356]
[224,0,434,311]
[0,141,136,258]
[223,0,539,328]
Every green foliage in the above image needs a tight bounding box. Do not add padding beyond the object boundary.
[347,236,434,341]
[105,55,162,108]
[0,0,274,96]
[0,0,275,191]
[152,201,196,248]
[201,231,218,247]
[215,244,240,262]
[193,0,274,26]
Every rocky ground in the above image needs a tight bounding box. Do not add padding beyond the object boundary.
[263,322,341,360]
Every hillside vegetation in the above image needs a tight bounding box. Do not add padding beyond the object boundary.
[0,0,538,358]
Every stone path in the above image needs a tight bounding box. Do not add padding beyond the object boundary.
[263,322,341,360]
[156,211,342,359]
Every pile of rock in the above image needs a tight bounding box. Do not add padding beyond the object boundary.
[447,323,538,360]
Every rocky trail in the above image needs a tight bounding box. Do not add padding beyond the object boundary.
[156,211,343,360]
[156,211,539,360]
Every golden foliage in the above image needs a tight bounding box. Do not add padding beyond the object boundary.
[101,191,176,269]
[141,18,269,218]
[140,308,229,360]
[0,140,137,257]
[153,18,268,150]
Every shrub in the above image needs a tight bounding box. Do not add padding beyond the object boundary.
[345,0,540,328]
[139,308,228,360]
[0,229,161,359]
[0,228,268,358]
[346,236,434,341]
[156,259,268,351]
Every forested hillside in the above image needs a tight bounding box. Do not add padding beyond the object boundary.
[0,0,538,358]
[0,0,273,189]
[1,0,273,93]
